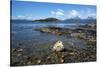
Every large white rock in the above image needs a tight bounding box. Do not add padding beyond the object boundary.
[52,41,64,51]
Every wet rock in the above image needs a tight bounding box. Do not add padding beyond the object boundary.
[17,48,23,52]
[52,41,64,52]
[35,27,71,36]
[37,28,51,33]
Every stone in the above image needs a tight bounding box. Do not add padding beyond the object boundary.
[40,28,50,33]
[47,56,51,60]
[17,48,23,52]
[17,53,22,57]
[60,59,64,63]
[69,52,74,55]
[37,60,41,64]
[27,61,31,65]
[61,55,64,58]
[12,48,17,52]
[52,41,64,52]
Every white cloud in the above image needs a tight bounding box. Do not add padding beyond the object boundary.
[71,10,79,16]
[51,9,64,16]
[57,9,64,12]
[66,9,96,19]
[26,14,34,20]
[56,11,64,16]
[16,14,34,20]
[69,10,80,18]
[17,15,25,18]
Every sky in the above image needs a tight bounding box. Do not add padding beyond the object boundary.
[11,1,96,20]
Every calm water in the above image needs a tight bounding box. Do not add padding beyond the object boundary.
[11,20,87,56]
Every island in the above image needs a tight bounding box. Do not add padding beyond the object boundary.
[33,18,61,22]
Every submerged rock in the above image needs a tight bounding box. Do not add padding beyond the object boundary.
[52,41,64,52]
[40,28,51,33]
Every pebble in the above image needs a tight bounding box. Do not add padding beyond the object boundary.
[60,59,64,63]
[61,55,64,58]
[17,48,23,52]
[17,53,22,57]
[47,56,51,60]
[27,61,31,64]
[23,56,28,59]
[37,60,41,64]
[69,52,74,55]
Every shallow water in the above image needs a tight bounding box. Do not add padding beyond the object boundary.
[11,20,87,56]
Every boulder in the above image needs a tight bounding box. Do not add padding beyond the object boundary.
[52,41,64,52]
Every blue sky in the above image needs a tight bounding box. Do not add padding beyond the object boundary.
[11,1,96,20]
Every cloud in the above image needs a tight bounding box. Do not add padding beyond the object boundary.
[85,9,96,18]
[16,14,34,20]
[66,9,96,19]
[56,11,64,16]
[71,10,79,16]
[68,10,80,18]
[26,14,34,20]
[51,9,64,16]
[17,15,25,18]
[57,9,64,12]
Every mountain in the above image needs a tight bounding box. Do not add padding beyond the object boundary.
[62,17,96,24]
[33,18,61,22]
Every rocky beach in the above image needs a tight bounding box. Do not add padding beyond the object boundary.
[11,20,96,66]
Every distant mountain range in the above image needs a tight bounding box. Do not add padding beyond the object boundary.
[32,17,96,23]
[11,16,96,23]
[62,16,96,23]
